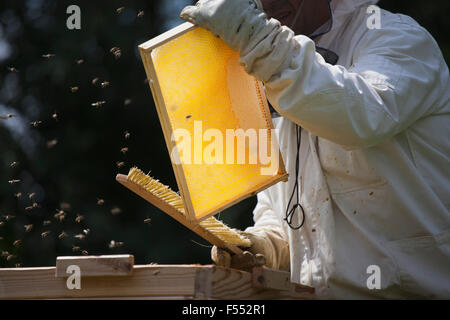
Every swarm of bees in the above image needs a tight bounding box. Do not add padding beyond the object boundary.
[0,4,160,269]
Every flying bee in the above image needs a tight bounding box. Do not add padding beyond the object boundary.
[82,250,89,256]
[120,147,129,154]
[124,99,132,106]
[54,209,66,222]
[42,53,55,59]
[25,205,34,211]
[58,231,68,239]
[137,10,144,18]
[24,224,33,232]
[30,121,42,128]
[0,222,4,227]
[109,240,124,249]
[76,59,84,65]
[47,139,58,149]
[186,114,193,119]
[13,240,21,247]
[7,67,19,73]
[41,231,51,239]
[144,218,152,225]
[101,81,110,88]
[15,263,22,268]
[72,246,81,252]
[4,215,15,221]
[5,113,17,119]
[43,220,52,226]
[74,234,85,240]
[116,161,125,168]
[6,254,15,261]
[97,198,105,206]
[70,87,79,93]
[28,193,36,200]
[116,7,125,14]
[92,77,100,85]
[1,251,9,257]
[10,162,19,168]
[52,111,59,122]
[75,214,84,223]
[91,101,106,108]
[83,229,90,235]
[14,192,22,198]
[110,47,121,59]
[124,131,131,139]
[9,180,21,184]
[111,207,122,216]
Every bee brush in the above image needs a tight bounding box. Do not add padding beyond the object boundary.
[116,167,251,255]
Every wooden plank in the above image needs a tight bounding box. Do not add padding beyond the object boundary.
[116,174,243,255]
[55,255,134,278]
[0,265,314,300]
[251,267,315,295]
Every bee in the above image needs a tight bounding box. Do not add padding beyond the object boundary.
[144,218,152,225]
[14,192,22,198]
[7,67,19,73]
[101,81,110,88]
[9,180,21,184]
[13,240,21,247]
[25,205,35,211]
[60,202,71,211]
[42,53,55,59]
[116,7,125,14]
[0,222,4,227]
[52,111,59,122]
[111,207,122,216]
[75,214,84,223]
[76,59,84,65]
[110,47,121,59]
[186,114,193,119]
[92,77,100,85]
[1,251,10,257]
[54,209,66,222]
[74,234,85,240]
[91,101,106,108]
[4,215,15,221]
[116,161,125,168]
[120,147,129,154]
[124,99,132,106]
[30,120,42,128]
[28,193,36,200]
[15,263,22,268]
[109,240,124,249]
[24,224,33,232]
[83,229,90,235]
[124,131,131,139]
[43,220,52,226]
[41,231,51,239]
[70,87,79,93]
[6,254,15,261]
[82,250,89,256]
[47,139,58,149]
[137,10,144,18]
[58,231,68,239]
[97,198,105,206]
[10,162,19,168]
[72,246,81,252]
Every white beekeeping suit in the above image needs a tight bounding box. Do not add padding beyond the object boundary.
[181,0,450,299]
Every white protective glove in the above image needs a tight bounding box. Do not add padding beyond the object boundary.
[180,0,298,82]
[211,231,289,272]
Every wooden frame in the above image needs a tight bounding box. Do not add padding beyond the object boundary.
[0,257,315,300]
[138,22,288,222]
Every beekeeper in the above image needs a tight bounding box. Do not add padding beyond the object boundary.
[180,0,450,299]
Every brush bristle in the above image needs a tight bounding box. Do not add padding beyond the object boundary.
[127,167,252,247]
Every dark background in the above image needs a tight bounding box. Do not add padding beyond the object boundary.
[0,0,449,268]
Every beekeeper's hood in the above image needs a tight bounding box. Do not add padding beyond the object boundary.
[255,0,380,36]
